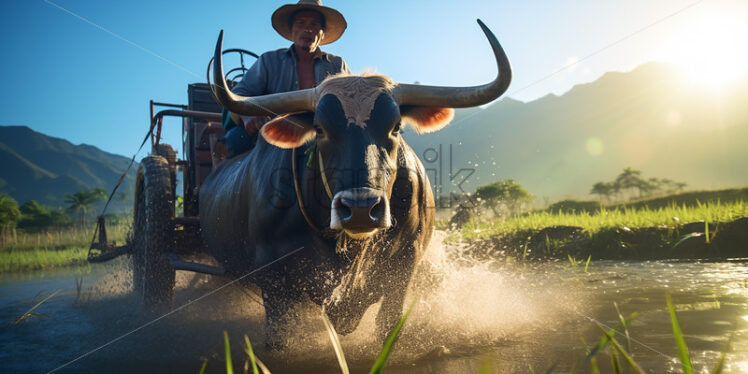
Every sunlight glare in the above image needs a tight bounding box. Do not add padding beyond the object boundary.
[656,16,748,92]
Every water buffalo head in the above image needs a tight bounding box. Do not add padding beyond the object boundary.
[212,20,511,239]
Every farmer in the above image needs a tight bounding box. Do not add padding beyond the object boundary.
[222,0,350,157]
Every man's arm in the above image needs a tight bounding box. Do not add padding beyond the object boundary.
[222,55,269,132]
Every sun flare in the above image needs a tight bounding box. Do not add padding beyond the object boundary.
[656,15,748,92]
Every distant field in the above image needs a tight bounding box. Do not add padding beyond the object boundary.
[0,246,90,273]
[0,222,130,273]
[612,187,748,210]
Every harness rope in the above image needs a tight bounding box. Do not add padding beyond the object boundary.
[292,146,334,235]
[87,113,164,261]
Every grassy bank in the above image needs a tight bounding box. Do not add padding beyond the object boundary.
[461,200,746,241]
[455,200,748,260]
[0,222,130,273]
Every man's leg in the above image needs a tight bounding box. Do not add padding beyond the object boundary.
[221,109,253,158]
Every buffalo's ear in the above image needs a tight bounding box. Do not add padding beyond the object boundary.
[400,106,455,134]
[261,112,315,148]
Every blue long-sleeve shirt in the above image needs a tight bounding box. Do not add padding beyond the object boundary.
[223,44,350,130]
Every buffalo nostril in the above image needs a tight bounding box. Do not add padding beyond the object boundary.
[340,197,382,223]
[341,197,380,209]
[369,199,385,221]
[339,205,352,220]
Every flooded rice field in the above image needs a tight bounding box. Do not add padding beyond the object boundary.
[2,232,748,373]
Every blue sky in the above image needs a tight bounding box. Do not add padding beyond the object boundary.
[1,0,746,158]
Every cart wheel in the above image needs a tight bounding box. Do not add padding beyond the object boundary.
[131,155,176,311]
[152,143,177,196]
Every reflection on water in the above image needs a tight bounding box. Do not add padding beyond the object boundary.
[1,236,748,373]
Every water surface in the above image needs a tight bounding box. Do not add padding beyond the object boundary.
[2,237,748,373]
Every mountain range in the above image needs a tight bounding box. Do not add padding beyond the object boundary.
[0,126,137,211]
[1,62,746,210]
[404,62,748,202]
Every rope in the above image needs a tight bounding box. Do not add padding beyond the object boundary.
[87,115,162,261]
[292,147,334,236]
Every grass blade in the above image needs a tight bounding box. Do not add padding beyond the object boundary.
[198,358,208,374]
[243,334,260,374]
[321,313,350,374]
[255,360,271,374]
[224,331,234,374]
[590,357,600,374]
[596,324,646,374]
[666,295,694,374]
[11,289,60,325]
[584,255,591,273]
[610,350,621,374]
[672,232,703,249]
[583,312,638,366]
[705,219,710,244]
[568,254,577,267]
[369,302,415,374]
[613,302,632,352]
[711,331,732,374]
[712,349,727,374]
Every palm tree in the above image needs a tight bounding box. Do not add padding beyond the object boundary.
[615,167,644,200]
[65,188,107,227]
[590,182,615,203]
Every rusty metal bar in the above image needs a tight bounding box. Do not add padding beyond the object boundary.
[153,101,188,109]
[166,253,225,276]
[88,244,130,263]
[151,109,222,127]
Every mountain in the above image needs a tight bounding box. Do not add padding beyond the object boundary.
[0,126,137,211]
[404,62,748,202]
[2,62,746,211]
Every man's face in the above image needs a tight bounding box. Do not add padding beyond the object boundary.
[291,10,325,52]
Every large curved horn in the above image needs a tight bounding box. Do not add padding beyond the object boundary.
[212,30,315,116]
[394,19,512,108]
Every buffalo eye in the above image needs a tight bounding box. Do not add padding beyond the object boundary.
[315,125,324,136]
[391,121,402,135]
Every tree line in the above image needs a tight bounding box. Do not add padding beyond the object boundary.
[590,167,687,203]
[0,188,110,233]
[444,168,689,228]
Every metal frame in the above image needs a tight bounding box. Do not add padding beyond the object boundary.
[90,48,258,277]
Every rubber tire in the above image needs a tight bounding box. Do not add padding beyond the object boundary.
[131,155,176,311]
[152,143,177,197]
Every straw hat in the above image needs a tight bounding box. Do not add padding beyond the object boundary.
[271,0,347,45]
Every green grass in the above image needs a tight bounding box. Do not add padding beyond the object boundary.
[0,246,91,273]
[458,200,746,242]
[215,305,413,374]
[0,221,130,272]
[1,222,130,251]
[578,297,727,374]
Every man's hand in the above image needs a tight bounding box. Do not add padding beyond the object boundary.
[244,116,271,136]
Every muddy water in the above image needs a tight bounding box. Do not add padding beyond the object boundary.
[2,232,748,373]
